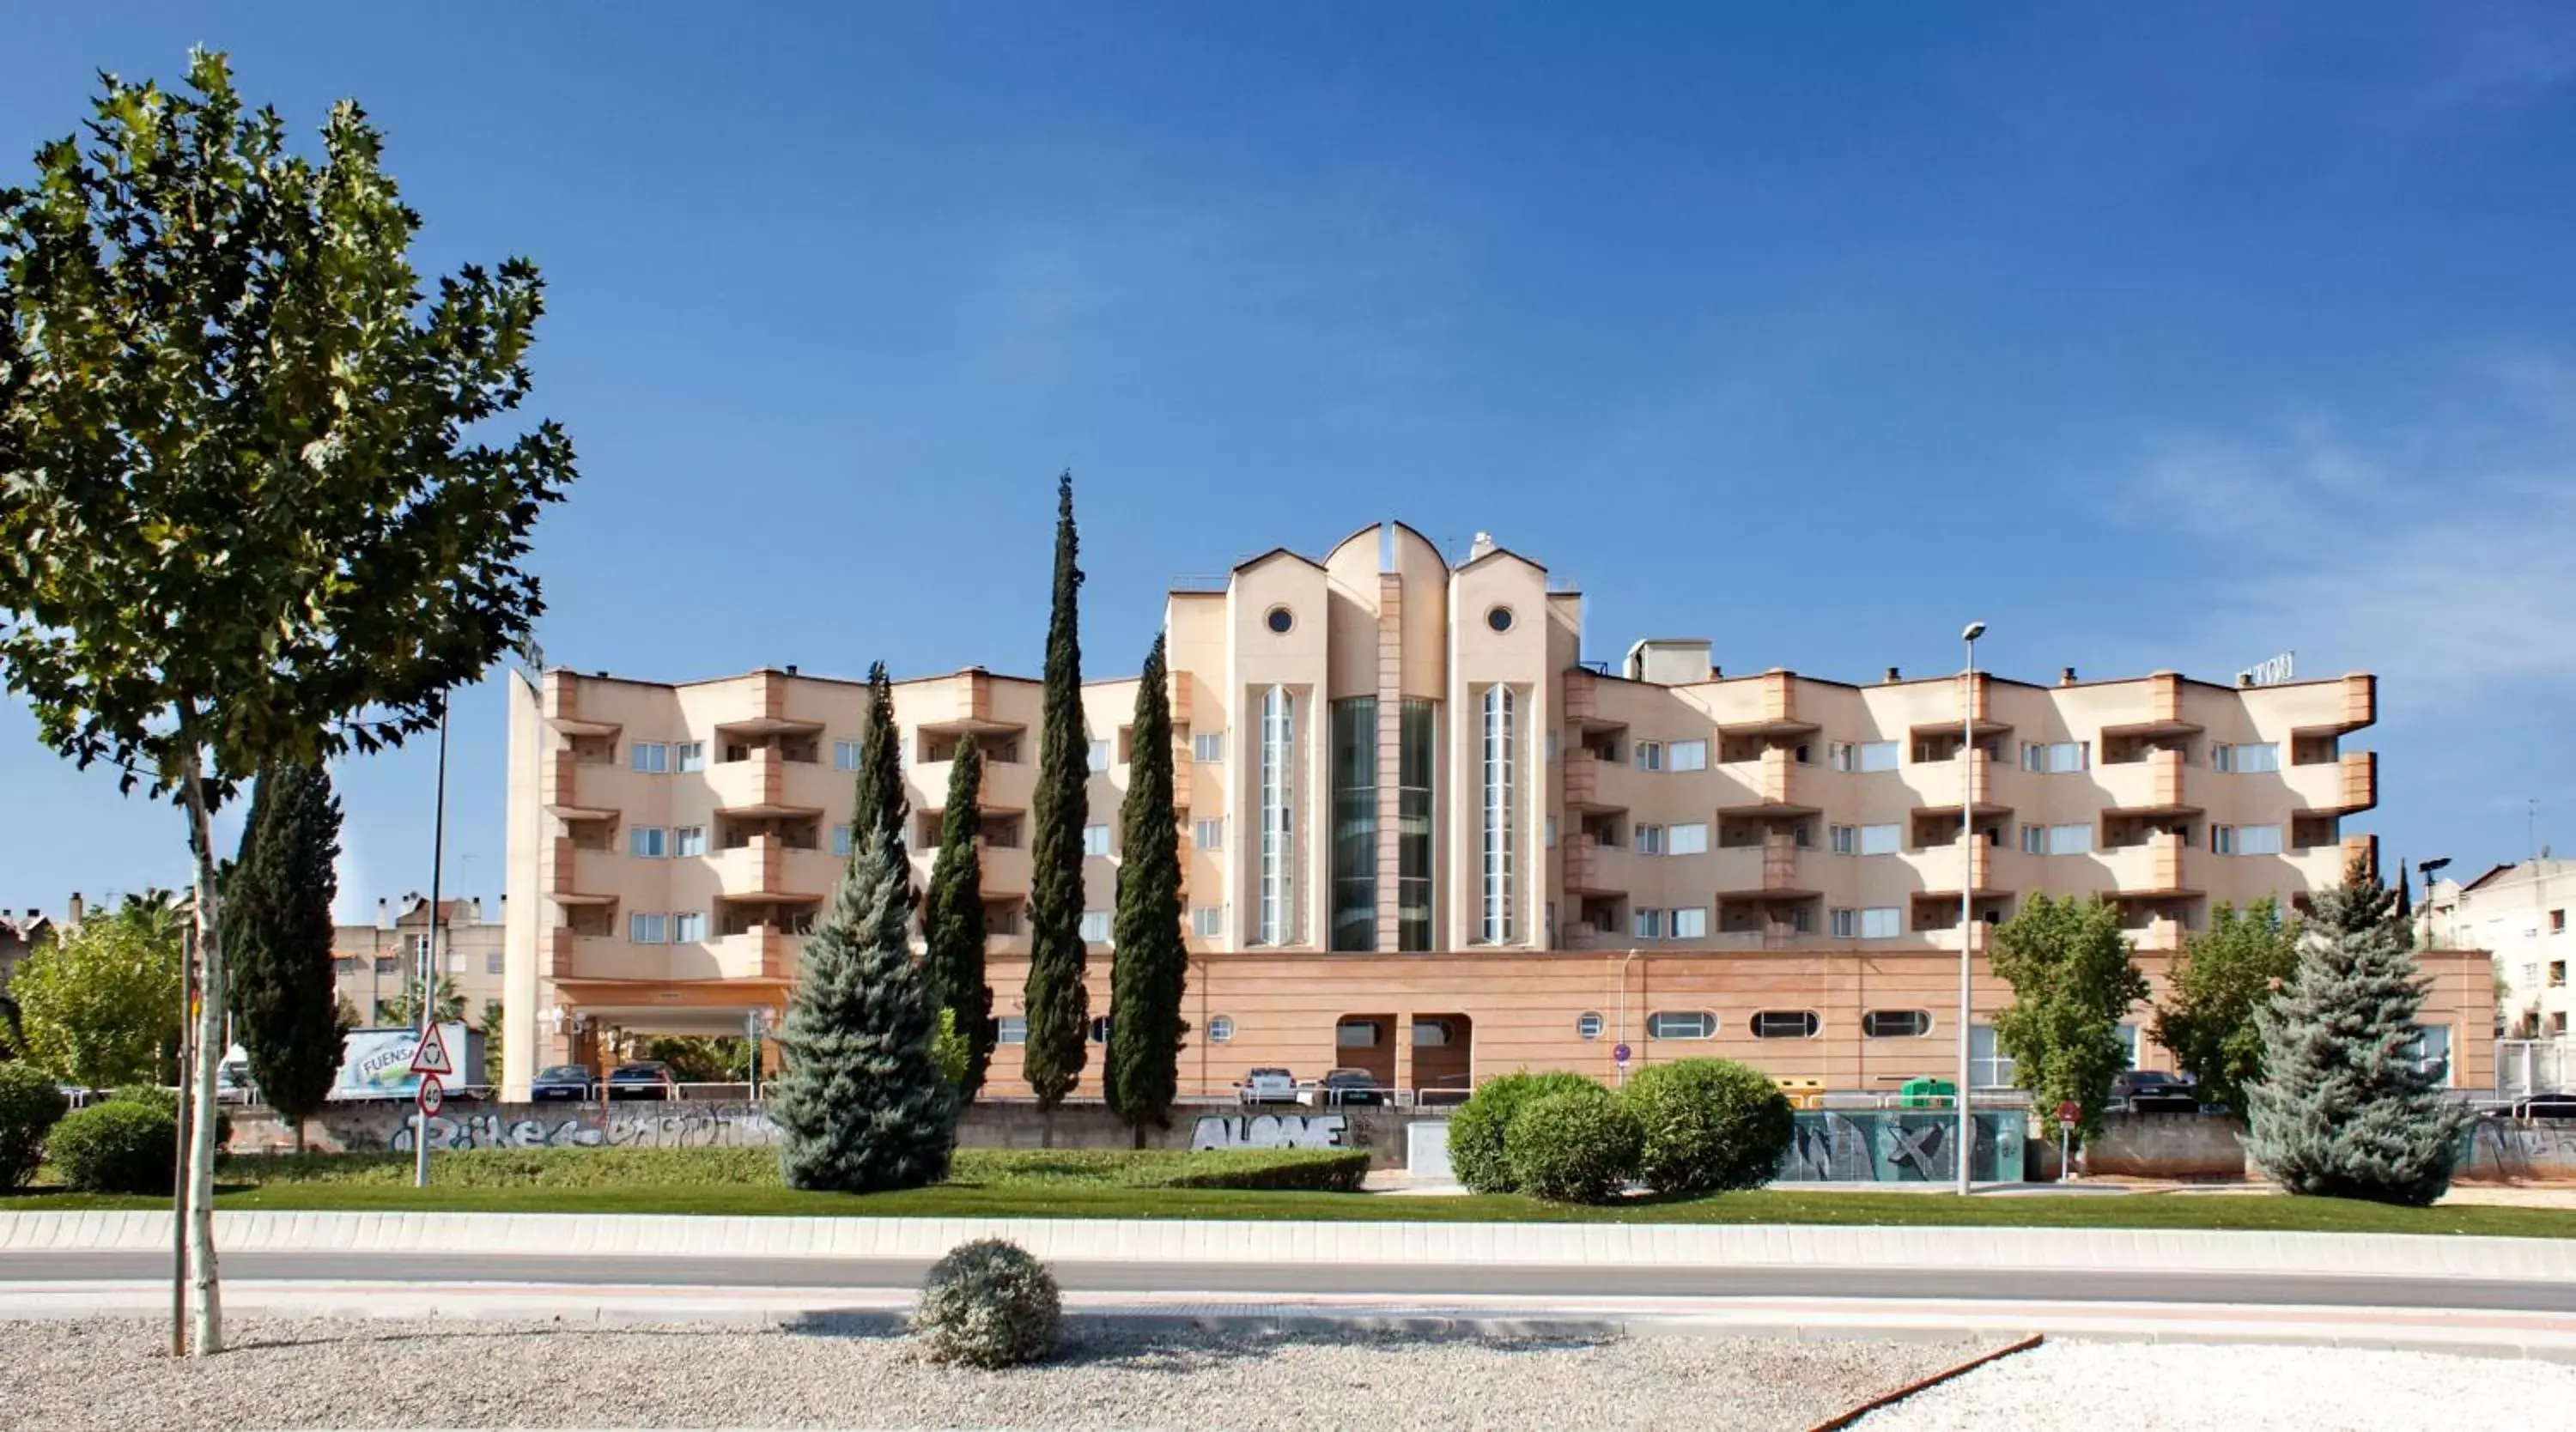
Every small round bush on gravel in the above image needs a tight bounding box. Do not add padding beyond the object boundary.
[0,1065,69,1191]
[1446,1070,1601,1194]
[1619,1058,1796,1196]
[913,1239,1062,1368]
[48,1098,177,1194]
[1503,1086,1643,1204]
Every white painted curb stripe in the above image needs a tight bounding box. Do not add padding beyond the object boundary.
[3,1211,2572,1281]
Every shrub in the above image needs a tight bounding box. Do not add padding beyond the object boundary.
[0,1064,70,1191]
[1446,1070,1600,1193]
[1503,1086,1642,1204]
[1152,1149,1368,1192]
[49,1099,178,1193]
[1619,1059,1797,1196]
[913,1239,1062,1368]
[107,1084,231,1151]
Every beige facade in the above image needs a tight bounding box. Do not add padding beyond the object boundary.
[331,896,508,1029]
[501,520,2440,1100]
[2429,861,2572,1089]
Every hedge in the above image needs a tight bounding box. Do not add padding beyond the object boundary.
[1502,1086,1642,1204]
[1447,1071,1601,1194]
[1619,1059,1795,1196]
[210,1144,1370,1192]
[48,1099,178,1194]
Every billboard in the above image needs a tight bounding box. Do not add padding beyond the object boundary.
[331,1023,473,1101]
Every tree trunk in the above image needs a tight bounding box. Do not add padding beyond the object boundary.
[179,756,226,1356]
[1041,1107,1054,1150]
[292,1120,306,1156]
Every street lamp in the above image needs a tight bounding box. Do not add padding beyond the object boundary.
[1957,621,1985,1195]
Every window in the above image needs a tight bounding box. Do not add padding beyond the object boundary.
[630,742,669,774]
[1831,740,1899,772]
[1413,1018,1455,1047]
[1863,1010,1932,1039]
[447,951,467,974]
[486,953,506,975]
[1544,816,1558,848]
[1633,740,1663,771]
[1632,907,1668,940]
[332,956,361,974]
[1648,1010,1716,1041]
[374,956,398,975]
[1206,1016,1235,1043]
[834,740,862,770]
[1479,685,1521,944]
[2212,824,2282,856]
[1636,823,1665,855]
[1193,906,1224,939]
[1330,696,1378,951]
[2021,741,2088,774]
[1265,605,1295,634]
[1336,1019,1382,1047]
[1672,907,1708,939]
[2020,823,2045,855]
[1194,818,1224,850]
[1089,1016,1112,1044]
[1969,1024,2017,1088]
[1858,823,1900,856]
[1083,824,1112,857]
[2117,1022,2139,1070]
[672,912,707,943]
[1086,739,1111,773]
[996,1016,1028,1046]
[1577,1011,1605,1040]
[2400,1025,2451,1082]
[629,827,667,858]
[1751,1010,1820,1039]
[2212,743,2280,774]
[1832,907,1900,938]
[2047,823,2092,856]
[1258,687,1296,944]
[1791,903,1814,933]
[830,824,852,858]
[675,741,706,774]
[1831,824,1856,855]
[1668,739,1708,772]
[1667,822,1709,855]
[1485,605,1515,632]
[2549,961,2567,988]
[629,913,668,944]
[674,826,707,858]
[2553,909,2567,934]
[1078,911,1112,944]
[1193,731,1224,762]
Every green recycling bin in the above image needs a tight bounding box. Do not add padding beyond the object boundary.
[1899,1077,1957,1110]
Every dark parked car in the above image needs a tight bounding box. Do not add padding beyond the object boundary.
[605,1061,678,1101]
[1317,1068,1386,1107]
[2511,1091,2576,1120]
[530,1065,596,1102]
[2110,1070,2199,1113]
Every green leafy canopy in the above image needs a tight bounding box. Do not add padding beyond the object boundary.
[1988,893,2150,1140]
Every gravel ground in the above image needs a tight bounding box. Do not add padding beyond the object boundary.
[0,1318,1986,1431]
[1855,1339,2576,1431]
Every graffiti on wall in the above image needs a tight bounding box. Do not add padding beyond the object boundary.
[2461,1119,2576,1181]
[385,1103,779,1152]
[1189,1113,1347,1151]
[1775,1111,2027,1183]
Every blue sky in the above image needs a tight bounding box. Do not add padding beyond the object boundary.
[5,3,2573,918]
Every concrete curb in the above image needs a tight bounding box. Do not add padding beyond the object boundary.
[4,1211,2573,1282]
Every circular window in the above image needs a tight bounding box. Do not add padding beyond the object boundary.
[1265,605,1295,634]
[1486,605,1515,633]
[1207,1016,1236,1044]
[1577,1011,1604,1041]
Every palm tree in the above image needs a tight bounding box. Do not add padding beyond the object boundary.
[385,974,465,1027]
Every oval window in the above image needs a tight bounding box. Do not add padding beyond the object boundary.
[1486,605,1515,633]
[1577,1011,1604,1040]
[1265,605,1295,634]
[1206,1016,1236,1043]
[1647,1010,1716,1041]
[1862,1010,1932,1039]
[1751,1010,1822,1040]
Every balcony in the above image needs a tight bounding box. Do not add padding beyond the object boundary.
[1710,835,1817,897]
[1564,749,1609,810]
[2287,750,2377,816]
[1717,748,1815,814]
[2099,749,2195,816]
[2100,671,2200,737]
[1562,669,1599,725]
[711,834,837,901]
[2099,832,2191,896]
[1909,750,2008,816]
[2291,674,2377,737]
[547,837,618,906]
[706,747,829,817]
[1901,839,1994,896]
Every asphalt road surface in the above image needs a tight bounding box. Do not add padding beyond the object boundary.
[5,1251,2571,1314]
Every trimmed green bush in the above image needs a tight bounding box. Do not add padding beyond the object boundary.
[106,1085,231,1151]
[1447,1070,1601,1193]
[49,1099,177,1194]
[1503,1086,1642,1204]
[1619,1058,1797,1196]
[913,1238,1061,1367]
[0,1064,70,1191]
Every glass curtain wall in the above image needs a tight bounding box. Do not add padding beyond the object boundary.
[1398,699,1437,950]
[1329,697,1377,950]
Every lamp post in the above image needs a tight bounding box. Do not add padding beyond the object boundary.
[1957,621,1986,1195]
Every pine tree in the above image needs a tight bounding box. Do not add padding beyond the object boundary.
[1022,471,1091,1120]
[222,762,345,1150]
[1987,893,2148,1139]
[2248,858,2474,1206]
[850,660,910,905]
[922,735,996,1101]
[769,826,956,1192]
[1105,635,1188,1140]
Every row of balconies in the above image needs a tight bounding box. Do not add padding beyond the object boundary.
[1560,829,2366,904]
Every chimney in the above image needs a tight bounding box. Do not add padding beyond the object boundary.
[2060,667,2077,687]
[785,664,799,676]
[1883,667,1900,683]
[67,892,83,925]
[377,897,392,931]
[471,897,485,926]
[1467,531,1496,561]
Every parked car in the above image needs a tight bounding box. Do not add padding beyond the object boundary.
[1236,1067,1299,1106]
[530,1065,596,1102]
[605,1060,678,1101]
[2110,1070,2199,1113]
[2511,1090,2576,1120]
[1316,1068,1387,1107]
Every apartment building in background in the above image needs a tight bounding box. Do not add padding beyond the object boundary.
[333,895,508,1030]
[2426,859,2571,1092]
[501,521,2494,1100]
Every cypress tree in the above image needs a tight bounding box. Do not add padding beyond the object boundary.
[850,661,910,905]
[2248,858,2474,1206]
[1105,635,1188,1140]
[770,825,956,1192]
[2391,857,2417,950]
[1022,471,1091,1120]
[222,762,345,1151]
[923,736,995,1101]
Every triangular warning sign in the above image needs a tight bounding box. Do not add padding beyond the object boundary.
[409,1022,454,1077]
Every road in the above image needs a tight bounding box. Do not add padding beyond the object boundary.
[8,1250,2573,1314]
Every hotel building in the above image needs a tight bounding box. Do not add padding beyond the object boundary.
[501,522,2493,1099]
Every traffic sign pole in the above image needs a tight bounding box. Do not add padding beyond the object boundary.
[2056,1099,2081,1182]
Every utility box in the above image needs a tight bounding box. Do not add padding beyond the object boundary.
[1407,1120,1454,1183]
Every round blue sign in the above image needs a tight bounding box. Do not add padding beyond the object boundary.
[1612,1043,1631,1065]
